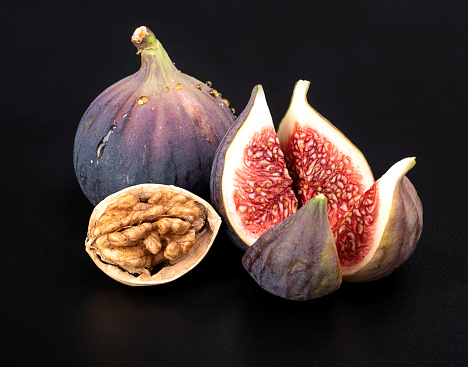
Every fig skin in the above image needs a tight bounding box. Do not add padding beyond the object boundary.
[85,183,222,286]
[74,26,235,206]
[242,195,342,301]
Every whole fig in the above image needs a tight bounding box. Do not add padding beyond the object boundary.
[74,26,235,205]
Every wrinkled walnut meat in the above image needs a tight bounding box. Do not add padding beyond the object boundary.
[86,190,208,276]
[85,184,221,286]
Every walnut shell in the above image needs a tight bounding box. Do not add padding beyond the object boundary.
[85,183,222,286]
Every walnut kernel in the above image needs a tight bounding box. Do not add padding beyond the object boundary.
[85,184,221,286]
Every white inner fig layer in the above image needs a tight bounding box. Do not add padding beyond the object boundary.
[342,157,418,277]
[222,86,275,246]
[277,79,374,192]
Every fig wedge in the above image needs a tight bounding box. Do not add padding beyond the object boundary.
[333,157,423,282]
[277,80,374,226]
[242,195,342,301]
[211,85,298,251]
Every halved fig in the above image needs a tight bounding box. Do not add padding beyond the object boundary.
[85,183,222,286]
[333,157,423,282]
[242,195,342,301]
[210,85,298,251]
[277,80,374,226]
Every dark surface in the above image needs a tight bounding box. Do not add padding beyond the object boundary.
[2,1,467,366]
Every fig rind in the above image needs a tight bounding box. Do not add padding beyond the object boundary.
[85,183,222,286]
[242,195,342,301]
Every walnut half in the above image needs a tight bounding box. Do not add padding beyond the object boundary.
[85,184,222,286]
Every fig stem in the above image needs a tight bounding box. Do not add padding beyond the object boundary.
[131,26,177,76]
[132,26,160,54]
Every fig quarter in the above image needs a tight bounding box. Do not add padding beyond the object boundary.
[242,195,342,301]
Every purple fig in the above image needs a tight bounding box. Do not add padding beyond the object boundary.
[74,26,235,205]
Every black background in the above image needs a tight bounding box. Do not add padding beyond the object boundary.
[2,0,467,366]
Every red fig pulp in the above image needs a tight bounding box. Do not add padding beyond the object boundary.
[74,26,235,205]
